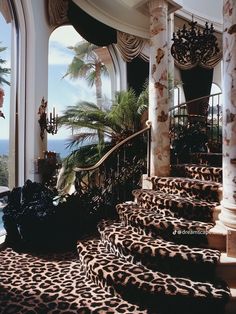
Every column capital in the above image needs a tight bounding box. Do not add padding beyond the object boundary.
[148,0,168,13]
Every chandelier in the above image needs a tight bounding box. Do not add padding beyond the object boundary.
[171,20,221,69]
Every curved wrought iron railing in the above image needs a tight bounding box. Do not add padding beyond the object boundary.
[169,92,222,152]
[74,124,151,204]
[73,92,222,205]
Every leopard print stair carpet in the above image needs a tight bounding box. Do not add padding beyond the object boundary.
[151,177,222,202]
[116,202,214,247]
[0,247,146,314]
[185,165,222,183]
[77,239,230,314]
[171,164,222,183]
[98,220,221,281]
[133,189,218,222]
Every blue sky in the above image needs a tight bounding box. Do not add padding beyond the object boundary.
[0,18,111,140]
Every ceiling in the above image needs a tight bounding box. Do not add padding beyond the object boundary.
[72,0,223,38]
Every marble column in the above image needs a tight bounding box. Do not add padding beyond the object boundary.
[148,0,170,177]
[219,0,236,256]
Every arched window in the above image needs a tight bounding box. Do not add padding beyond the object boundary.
[48,25,113,160]
[0,0,15,237]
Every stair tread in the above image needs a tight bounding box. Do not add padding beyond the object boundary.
[133,189,219,207]
[209,221,228,236]
[99,220,221,266]
[151,176,222,187]
[77,238,230,301]
[230,287,236,297]
[133,189,218,222]
[116,202,215,246]
[220,253,236,265]
[117,202,214,232]
[99,221,220,277]
[150,176,222,202]
[172,164,222,182]
[179,164,222,170]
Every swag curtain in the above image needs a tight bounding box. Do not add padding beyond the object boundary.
[47,0,148,62]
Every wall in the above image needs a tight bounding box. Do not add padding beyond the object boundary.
[13,0,52,185]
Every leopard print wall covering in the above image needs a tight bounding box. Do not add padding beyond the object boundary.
[98,220,221,280]
[77,239,230,314]
[0,247,145,314]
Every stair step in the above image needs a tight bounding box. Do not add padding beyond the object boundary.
[171,164,222,183]
[77,239,230,314]
[150,177,222,202]
[208,221,227,251]
[117,202,214,247]
[133,189,218,223]
[216,253,236,282]
[98,220,221,280]
[225,284,236,314]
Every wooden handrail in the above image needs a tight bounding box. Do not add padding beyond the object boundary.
[74,124,151,172]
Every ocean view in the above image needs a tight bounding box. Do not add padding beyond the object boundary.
[0,139,74,158]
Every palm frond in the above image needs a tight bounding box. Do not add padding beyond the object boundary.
[65,132,98,149]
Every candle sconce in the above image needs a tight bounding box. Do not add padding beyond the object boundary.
[38,97,58,140]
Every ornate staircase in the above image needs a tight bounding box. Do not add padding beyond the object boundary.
[75,160,236,314]
[2,90,232,312]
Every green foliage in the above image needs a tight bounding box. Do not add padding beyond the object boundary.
[171,122,208,162]
[137,79,149,115]
[0,43,10,86]
[59,88,145,159]
[108,89,141,134]
[0,155,8,186]
[57,86,149,192]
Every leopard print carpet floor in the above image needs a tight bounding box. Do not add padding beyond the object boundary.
[0,247,145,314]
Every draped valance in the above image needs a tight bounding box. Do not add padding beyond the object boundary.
[47,0,148,62]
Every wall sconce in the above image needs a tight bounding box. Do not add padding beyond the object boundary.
[38,97,58,140]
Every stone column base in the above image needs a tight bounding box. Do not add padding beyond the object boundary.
[219,200,236,229]
[219,201,236,257]
[227,228,236,257]
[142,174,153,189]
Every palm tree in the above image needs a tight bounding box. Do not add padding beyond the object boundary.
[0,44,10,118]
[57,88,146,192]
[0,43,10,86]
[63,41,109,155]
[60,88,142,150]
[63,41,108,109]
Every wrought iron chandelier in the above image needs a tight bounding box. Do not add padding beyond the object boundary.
[171,20,221,69]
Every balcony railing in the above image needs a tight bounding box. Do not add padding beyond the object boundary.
[169,92,222,152]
